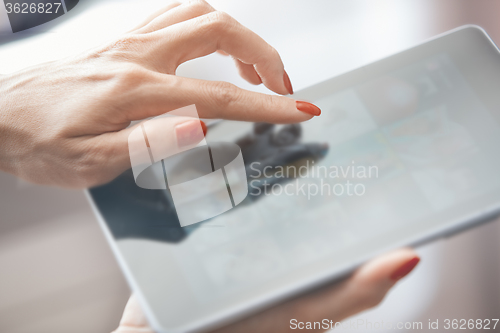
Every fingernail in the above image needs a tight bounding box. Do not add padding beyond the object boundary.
[390,257,420,281]
[296,101,321,116]
[283,71,294,95]
[175,120,207,148]
[200,121,207,136]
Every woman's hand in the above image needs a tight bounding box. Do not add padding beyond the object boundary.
[0,0,319,188]
[113,249,420,333]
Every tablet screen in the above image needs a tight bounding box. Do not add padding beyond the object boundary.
[89,28,500,329]
[168,53,500,295]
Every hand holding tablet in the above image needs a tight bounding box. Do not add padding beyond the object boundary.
[113,249,419,333]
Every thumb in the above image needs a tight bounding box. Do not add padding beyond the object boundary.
[128,115,207,165]
[93,115,207,186]
[112,295,153,333]
[212,249,420,333]
[325,248,421,322]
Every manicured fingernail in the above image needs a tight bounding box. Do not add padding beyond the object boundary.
[390,257,420,281]
[200,121,207,136]
[283,71,294,95]
[175,120,207,148]
[296,101,321,116]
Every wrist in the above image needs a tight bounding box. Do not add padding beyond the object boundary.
[0,73,21,174]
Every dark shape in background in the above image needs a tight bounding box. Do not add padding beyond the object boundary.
[89,123,329,244]
[237,123,329,198]
[4,0,79,33]
[64,0,77,11]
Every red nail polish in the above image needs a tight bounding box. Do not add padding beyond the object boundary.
[390,257,420,281]
[283,71,294,95]
[296,101,321,116]
[175,120,207,148]
[200,120,207,136]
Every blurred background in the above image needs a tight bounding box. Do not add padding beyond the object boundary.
[1,0,500,332]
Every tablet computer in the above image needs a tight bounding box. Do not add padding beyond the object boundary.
[86,25,500,333]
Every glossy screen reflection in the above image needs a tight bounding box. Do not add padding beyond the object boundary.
[90,53,500,300]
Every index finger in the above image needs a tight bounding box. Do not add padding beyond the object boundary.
[147,11,292,95]
[122,75,320,123]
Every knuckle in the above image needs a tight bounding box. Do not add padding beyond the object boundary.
[120,66,150,84]
[74,145,113,187]
[109,66,151,95]
[257,45,281,67]
[211,81,240,109]
[187,0,214,13]
[203,11,234,32]
[262,93,281,111]
[268,46,281,63]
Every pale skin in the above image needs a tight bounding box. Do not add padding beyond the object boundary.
[0,0,313,188]
[0,1,420,332]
